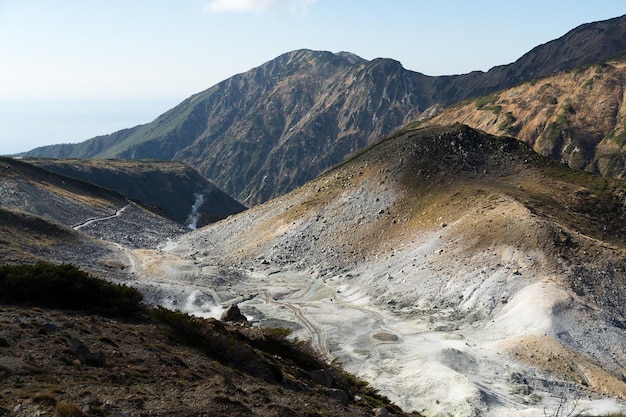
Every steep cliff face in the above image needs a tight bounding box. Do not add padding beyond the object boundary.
[423,56,626,179]
[23,15,626,204]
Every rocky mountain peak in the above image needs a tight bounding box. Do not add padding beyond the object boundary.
[22,15,626,206]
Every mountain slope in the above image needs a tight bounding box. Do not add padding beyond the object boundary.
[428,14,626,104]
[0,157,184,270]
[160,125,626,415]
[422,55,626,180]
[24,50,430,204]
[0,272,415,417]
[23,15,626,205]
[26,158,246,228]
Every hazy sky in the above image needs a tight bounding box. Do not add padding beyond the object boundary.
[1,0,625,154]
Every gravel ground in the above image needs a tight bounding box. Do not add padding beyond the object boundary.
[155,127,626,416]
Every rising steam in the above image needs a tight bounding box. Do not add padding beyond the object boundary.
[186,193,205,230]
[161,290,225,319]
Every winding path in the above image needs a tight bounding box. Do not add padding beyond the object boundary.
[263,288,333,363]
[72,203,132,230]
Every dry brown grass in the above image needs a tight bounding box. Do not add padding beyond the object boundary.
[505,335,626,399]
[423,59,626,179]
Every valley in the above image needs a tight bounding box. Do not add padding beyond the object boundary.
[5,123,626,416]
[5,13,626,417]
[64,125,625,416]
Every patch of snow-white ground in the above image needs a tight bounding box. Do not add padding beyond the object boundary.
[124,228,626,417]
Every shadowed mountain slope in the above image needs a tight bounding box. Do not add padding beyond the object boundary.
[169,124,626,415]
[0,157,184,269]
[23,15,626,205]
[26,158,246,228]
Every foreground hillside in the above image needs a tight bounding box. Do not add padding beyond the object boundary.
[0,264,414,417]
[0,159,420,416]
[422,55,626,182]
[23,15,626,205]
[151,125,626,416]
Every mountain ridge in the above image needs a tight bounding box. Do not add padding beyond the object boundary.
[23,14,626,205]
[421,54,626,180]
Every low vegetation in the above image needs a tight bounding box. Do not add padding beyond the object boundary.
[0,263,142,317]
[0,262,408,416]
[475,93,500,109]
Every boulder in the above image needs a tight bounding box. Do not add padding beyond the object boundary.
[220,304,248,323]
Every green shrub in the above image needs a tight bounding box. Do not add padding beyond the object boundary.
[582,78,594,88]
[488,105,502,115]
[150,306,238,363]
[562,102,575,114]
[545,96,558,105]
[498,112,517,133]
[0,263,142,317]
[475,93,500,109]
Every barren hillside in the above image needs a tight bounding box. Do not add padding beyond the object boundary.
[0,157,184,274]
[162,125,626,416]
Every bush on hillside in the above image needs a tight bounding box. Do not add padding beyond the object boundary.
[0,263,142,317]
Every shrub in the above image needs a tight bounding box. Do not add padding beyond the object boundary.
[55,402,84,417]
[498,112,517,133]
[150,306,235,362]
[488,105,502,115]
[32,392,57,406]
[546,96,558,105]
[475,93,500,109]
[261,327,293,339]
[0,263,142,317]
[562,102,575,114]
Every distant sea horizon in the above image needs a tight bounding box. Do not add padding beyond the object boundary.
[0,99,181,155]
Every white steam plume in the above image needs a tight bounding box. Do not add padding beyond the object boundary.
[186,193,205,230]
[162,290,225,319]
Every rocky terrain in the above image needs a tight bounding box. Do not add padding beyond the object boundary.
[26,158,246,228]
[22,15,626,205]
[0,156,185,273]
[5,13,626,416]
[0,263,414,417]
[143,124,626,416]
[3,125,626,416]
[0,159,417,417]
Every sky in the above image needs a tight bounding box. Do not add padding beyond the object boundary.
[1,0,625,155]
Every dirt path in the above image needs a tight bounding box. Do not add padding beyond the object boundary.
[262,288,333,362]
[73,203,131,230]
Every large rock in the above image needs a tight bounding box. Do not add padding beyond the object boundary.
[220,304,248,323]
